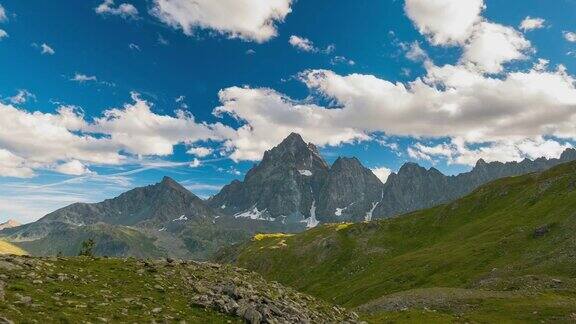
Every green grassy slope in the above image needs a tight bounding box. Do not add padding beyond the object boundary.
[0,255,358,323]
[16,223,165,258]
[225,161,576,322]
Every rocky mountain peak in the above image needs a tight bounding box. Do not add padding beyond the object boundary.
[0,219,21,230]
[397,162,427,175]
[332,156,362,168]
[561,148,576,161]
[158,176,188,193]
[475,158,488,167]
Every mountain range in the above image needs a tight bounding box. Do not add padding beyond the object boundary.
[2,132,575,258]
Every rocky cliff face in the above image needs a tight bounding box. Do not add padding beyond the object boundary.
[317,157,384,223]
[208,133,331,227]
[373,148,576,218]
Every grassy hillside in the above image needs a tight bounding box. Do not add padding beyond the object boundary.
[0,255,358,323]
[223,161,576,322]
[0,240,27,255]
[15,223,165,258]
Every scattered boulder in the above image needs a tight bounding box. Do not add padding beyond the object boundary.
[533,224,551,238]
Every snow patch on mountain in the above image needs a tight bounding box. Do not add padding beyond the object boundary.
[173,215,188,221]
[298,169,313,176]
[365,190,384,221]
[234,206,274,221]
[302,200,319,228]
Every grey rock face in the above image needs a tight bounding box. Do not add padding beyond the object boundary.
[208,133,330,226]
[373,148,576,219]
[317,157,384,223]
[39,176,217,227]
[210,133,576,226]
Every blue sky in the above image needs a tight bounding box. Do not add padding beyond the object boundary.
[1,0,576,222]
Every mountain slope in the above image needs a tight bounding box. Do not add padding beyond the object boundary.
[208,133,331,226]
[221,160,576,321]
[39,176,217,227]
[0,177,251,259]
[374,148,576,218]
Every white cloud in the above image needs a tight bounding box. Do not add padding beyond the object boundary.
[0,93,233,177]
[462,22,531,74]
[0,29,8,40]
[129,43,140,51]
[289,35,317,52]
[212,61,576,163]
[409,137,572,166]
[38,43,55,55]
[0,4,7,22]
[95,0,139,19]
[404,0,485,46]
[189,158,202,168]
[54,160,93,176]
[0,150,34,178]
[187,146,213,157]
[331,56,355,66]
[564,31,576,43]
[371,167,392,183]
[89,93,229,156]
[71,73,97,83]
[150,0,293,43]
[519,16,545,32]
[8,89,35,105]
[405,41,428,62]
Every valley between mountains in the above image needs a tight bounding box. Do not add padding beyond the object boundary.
[2,133,576,322]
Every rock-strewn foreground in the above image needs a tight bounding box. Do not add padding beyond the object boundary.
[0,255,359,323]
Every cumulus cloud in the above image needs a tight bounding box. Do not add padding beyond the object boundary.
[462,22,531,73]
[371,167,392,183]
[0,4,7,22]
[0,149,34,178]
[212,60,576,163]
[405,0,531,74]
[404,0,485,46]
[289,35,316,52]
[54,160,93,176]
[88,93,230,156]
[0,94,233,178]
[8,89,36,105]
[564,31,576,43]
[519,16,545,32]
[95,0,139,19]
[150,0,293,43]
[35,43,55,55]
[0,29,7,41]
